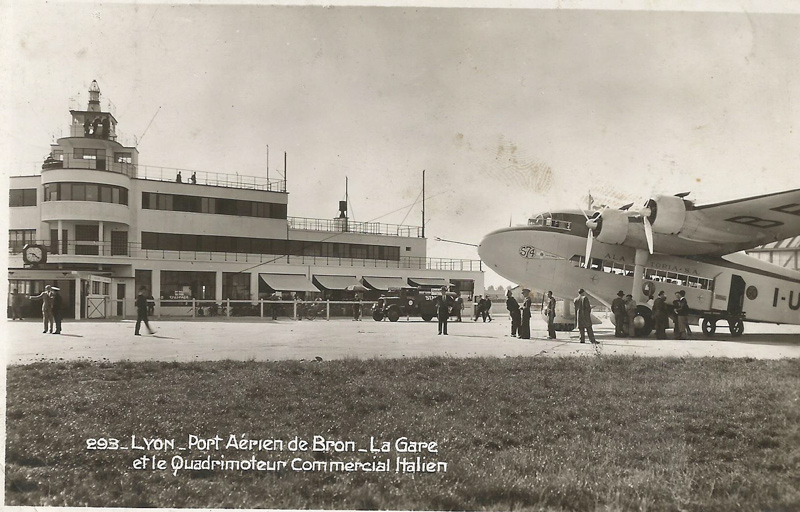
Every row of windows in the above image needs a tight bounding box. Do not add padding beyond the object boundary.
[9,229,36,253]
[10,189,37,207]
[570,255,713,290]
[43,182,129,205]
[142,192,287,219]
[141,232,401,261]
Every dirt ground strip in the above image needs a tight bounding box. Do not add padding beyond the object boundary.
[4,315,799,364]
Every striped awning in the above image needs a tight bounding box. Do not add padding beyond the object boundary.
[362,276,411,291]
[407,277,452,288]
[259,274,320,292]
[312,275,362,291]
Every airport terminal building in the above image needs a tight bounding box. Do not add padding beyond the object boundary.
[8,81,483,319]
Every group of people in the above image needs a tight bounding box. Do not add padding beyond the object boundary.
[611,289,691,339]
[23,285,64,334]
[505,289,535,339]
[176,171,197,184]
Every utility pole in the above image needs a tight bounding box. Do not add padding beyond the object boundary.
[422,170,426,238]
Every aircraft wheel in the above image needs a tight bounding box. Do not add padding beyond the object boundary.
[372,310,384,321]
[557,323,575,332]
[702,317,717,337]
[729,318,744,337]
[633,305,653,337]
[387,307,401,323]
[421,314,433,322]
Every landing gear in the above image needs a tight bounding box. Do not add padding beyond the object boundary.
[633,305,653,337]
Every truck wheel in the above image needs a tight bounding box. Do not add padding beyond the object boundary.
[372,310,384,321]
[633,305,653,337]
[387,307,401,322]
[729,318,744,337]
[421,314,433,322]
[702,317,717,337]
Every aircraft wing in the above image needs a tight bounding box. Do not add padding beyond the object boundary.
[688,188,800,250]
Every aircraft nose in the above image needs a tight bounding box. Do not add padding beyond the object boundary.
[478,228,523,280]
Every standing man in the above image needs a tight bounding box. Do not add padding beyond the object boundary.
[473,295,482,321]
[573,289,597,344]
[454,295,463,322]
[506,290,521,337]
[519,290,532,339]
[52,287,63,334]
[611,290,626,337]
[29,285,55,333]
[435,287,452,335]
[674,291,690,339]
[10,288,24,320]
[176,171,183,183]
[653,290,669,339]
[484,296,493,322]
[135,286,156,336]
[545,290,557,339]
[625,294,637,338]
[680,290,693,337]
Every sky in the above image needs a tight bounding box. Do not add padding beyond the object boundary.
[2,1,800,286]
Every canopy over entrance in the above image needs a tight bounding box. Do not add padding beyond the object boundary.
[362,276,411,291]
[259,274,320,292]
[407,277,452,288]
[312,275,362,291]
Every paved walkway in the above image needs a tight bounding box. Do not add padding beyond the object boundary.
[4,317,800,364]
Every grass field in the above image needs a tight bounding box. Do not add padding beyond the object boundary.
[5,356,800,510]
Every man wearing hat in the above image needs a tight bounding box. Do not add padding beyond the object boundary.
[51,287,64,334]
[545,290,557,339]
[611,290,626,337]
[625,294,637,338]
[573,288,597,344]
[435,286,453,335]
[506,290,521,337]
[29,284,55,333]
[652,290,669,339]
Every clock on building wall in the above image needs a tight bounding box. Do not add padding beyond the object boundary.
[22,244,47,265]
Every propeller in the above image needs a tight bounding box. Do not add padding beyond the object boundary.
[580,207,601,268]
[633,199,655,254]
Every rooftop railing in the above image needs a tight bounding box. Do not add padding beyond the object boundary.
[10,240,483,272]
[39,155,286,192]
[287,216,423,238]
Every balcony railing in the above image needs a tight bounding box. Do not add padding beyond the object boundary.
[287,216,423,238]
[10,240,483,272]
[39,155,286,192]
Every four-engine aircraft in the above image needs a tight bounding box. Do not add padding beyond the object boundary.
[478,189,800,337]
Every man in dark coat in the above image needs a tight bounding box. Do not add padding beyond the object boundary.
[454,295,463,322]
[611,290,626,337]
[506,290,521,337]
[135,286,155,336]
[573,288,597,344]
[674,291,690,339]
[52,287,63,334]
[519,291,532,339]
[435,287,453,335]
[545,290,557,339]
[29,284,55,333]
[653,290,669,339]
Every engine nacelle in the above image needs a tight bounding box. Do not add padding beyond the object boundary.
[646,195,687,235]
[593,208,628,245]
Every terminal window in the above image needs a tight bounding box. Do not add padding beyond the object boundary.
[9,189,37,207]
